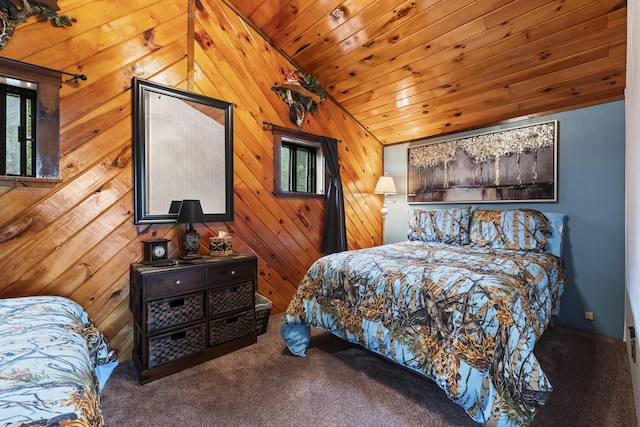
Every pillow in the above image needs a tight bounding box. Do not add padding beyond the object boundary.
[542,212,566,257]
[470,209,549,252]
[407,206,471,245]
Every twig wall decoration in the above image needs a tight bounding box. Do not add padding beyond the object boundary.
[407,120,557,203]
[271,69,326,128]
[0,1,71,49]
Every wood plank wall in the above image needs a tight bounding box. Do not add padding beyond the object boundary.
[0,0,383,361]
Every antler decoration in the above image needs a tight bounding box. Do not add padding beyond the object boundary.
[0,0,71,49]
[272,69,326,128]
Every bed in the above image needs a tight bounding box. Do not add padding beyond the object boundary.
[0,296,118,426]
[281,207,566,426]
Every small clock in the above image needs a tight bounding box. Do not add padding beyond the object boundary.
[143,238,171,263]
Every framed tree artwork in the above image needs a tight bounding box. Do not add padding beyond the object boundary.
[407,120,557,203]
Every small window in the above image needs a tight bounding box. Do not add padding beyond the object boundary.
[0,58,62,187]
[2,81,37,177]
[272,126,325,198]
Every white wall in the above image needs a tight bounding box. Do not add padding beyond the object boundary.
[625,1,640,423]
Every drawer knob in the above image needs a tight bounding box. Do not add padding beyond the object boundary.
[230,270,236,276]
[174,279,181,286]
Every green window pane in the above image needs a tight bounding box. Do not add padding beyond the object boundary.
[5,93,20,175]
[281,146,291,191]
[25,98,34,175]
[295,148,309,192]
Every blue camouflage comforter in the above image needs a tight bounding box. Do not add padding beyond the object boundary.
[0,296,118,427]
[281,241,566,426]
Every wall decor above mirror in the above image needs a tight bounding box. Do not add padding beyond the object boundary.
[132,78,234,224]
[0,1,72,50]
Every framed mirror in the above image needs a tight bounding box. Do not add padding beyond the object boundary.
[132,78,234,224]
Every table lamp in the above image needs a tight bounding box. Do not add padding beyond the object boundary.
[177,199,205,259]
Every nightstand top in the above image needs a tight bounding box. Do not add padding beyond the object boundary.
[131,253,256,274]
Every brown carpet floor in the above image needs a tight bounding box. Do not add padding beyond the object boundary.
[102,314,637,426]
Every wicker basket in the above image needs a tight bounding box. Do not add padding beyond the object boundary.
[255,293,272,335]
[147,292,204,333]
[208,282,253,315]
[209,236,232,256]
[208,310,254,346]
[148,324,206,368]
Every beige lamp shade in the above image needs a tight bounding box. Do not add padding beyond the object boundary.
[374,175,397,195]
[374,174,397,219]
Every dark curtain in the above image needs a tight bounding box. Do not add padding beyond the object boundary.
[319,136,347,254]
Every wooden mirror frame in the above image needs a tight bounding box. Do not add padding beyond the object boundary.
[132,78,234,224]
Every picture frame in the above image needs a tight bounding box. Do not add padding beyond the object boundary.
[407,120,557,204]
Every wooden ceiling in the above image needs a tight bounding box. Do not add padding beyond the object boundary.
[224,0,627,145]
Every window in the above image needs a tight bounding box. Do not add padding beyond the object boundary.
[2,80,37,176]
[280,139,318,193]
[0,58,62,187]
[272,126,325,198]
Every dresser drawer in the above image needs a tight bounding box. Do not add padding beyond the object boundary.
[148,323,206,368]
[147,292,204,333]
[208,281,254,316]
[145,269,205,299]
[207,260,255,288]
[208,310,254,346]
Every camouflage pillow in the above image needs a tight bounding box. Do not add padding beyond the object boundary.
[407,206,471,245]
[470,209,549,252]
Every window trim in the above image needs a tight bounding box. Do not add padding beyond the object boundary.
[272,125,326,199]
[0,58,62,188]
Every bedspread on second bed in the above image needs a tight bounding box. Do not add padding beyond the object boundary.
[0,296,118,427]
[281,241,566,426]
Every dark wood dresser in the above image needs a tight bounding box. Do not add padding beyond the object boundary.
[129,253,258,383]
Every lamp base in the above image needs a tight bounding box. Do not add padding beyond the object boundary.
[381,205,389,218]
[182,228,201,259]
